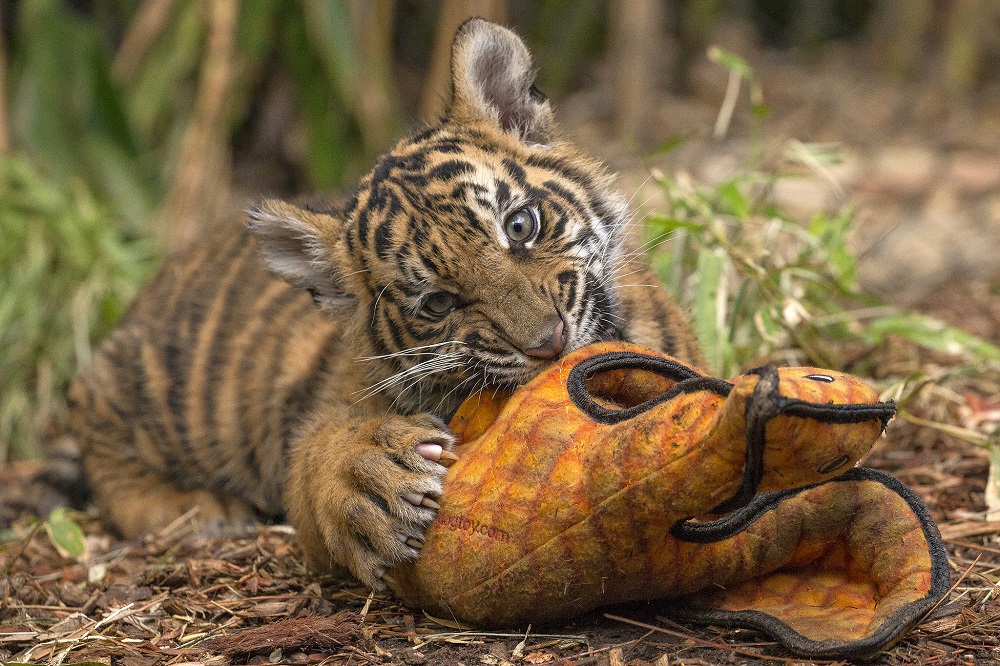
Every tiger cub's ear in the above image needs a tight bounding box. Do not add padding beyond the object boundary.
[447,18,555,145]
[247,199,356,310]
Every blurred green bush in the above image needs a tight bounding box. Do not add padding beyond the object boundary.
[0,156,155,461]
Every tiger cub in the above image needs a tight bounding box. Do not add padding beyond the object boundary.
[67,18,702,589]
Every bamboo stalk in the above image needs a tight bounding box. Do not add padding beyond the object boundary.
[113,0,184,83]
[609,0,660,140]
[943,0,991,92]
[871,0,933,80]
[0,6,12,156]
[419,0,508,123]
[156,0,238,249]
[348,0,401,151]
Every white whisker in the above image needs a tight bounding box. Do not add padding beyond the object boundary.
[596,267,646,290]
[610,229,680,267]
[351,352,466,404]
[599,230,682,285]
[434,374,480,415]
[357,341,465,362]
[371,280,398,327]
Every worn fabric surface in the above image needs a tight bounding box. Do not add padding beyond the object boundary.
[389,342,948,658]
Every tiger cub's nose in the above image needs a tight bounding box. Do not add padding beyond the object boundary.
[525,318,567,359]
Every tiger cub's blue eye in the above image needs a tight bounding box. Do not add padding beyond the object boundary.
[422,291,456,316]
[505,207,539,244]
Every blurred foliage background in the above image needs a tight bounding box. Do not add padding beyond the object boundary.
[3,0,1000,462]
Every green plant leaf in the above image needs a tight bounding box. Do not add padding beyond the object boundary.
[864,313,1000,363]
[300,0,357,98]
[280,9,354,188]
[692,247,728,375]
[716,180,750,220]
[237,0,287,60]
[0,155,156,461]
[45,506,86,559]
[649,134,689,158]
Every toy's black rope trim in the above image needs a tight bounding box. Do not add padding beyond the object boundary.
[778,399,895,430]
[566,354,770,517]
[708,365,780,514]
[566,352,722,425]
[685,371,896,520]
[663,467,951,659]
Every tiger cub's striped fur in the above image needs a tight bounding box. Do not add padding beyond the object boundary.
[68,19,702,588]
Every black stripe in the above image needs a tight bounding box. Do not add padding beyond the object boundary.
[382,308,408,352]
[407,126,440,145]
[428,159,474,181]
[495,179,511,210]
[281,332,338,454]
[233,287,308,468]
[133,336,185,479]
[502,157,527,186]
[650,295,678,355]
[356,203,372,242]
[430,139,463,154]
[373,220,393,259]
[525,153,593,188]
[557,270,578,309]
[244,305,303,495]
[200,240,260,469]
[543,179,584,213]
[549,208,569,240]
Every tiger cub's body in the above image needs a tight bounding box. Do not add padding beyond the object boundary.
[68,19,702,589]
[68,226,339,529]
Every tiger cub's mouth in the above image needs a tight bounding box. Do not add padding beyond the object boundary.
[466,316,614,390]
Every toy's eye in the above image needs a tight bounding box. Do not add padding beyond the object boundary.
[505,207,539,244]
[422,291,456,317]
[817,454,850,475]
[806,373,835,383]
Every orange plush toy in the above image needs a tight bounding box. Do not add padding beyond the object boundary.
[388,342,949,659]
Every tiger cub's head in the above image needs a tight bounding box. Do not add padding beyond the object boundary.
[249,19,632,412]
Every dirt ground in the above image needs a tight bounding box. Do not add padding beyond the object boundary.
[4,28,1000,666]
[2,345,1000,666]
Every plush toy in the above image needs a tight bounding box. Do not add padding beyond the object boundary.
[388,342,949,658]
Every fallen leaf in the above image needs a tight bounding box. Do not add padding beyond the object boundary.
[45,507,86,560]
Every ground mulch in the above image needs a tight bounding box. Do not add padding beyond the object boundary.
[3,301,1000,665]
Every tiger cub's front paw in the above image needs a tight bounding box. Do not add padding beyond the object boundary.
[289,414,459,590]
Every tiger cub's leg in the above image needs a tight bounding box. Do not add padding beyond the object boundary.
[286,413,455,589]
[68,371,257,539]
[79,435,257,538]
[88,460,256,538]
